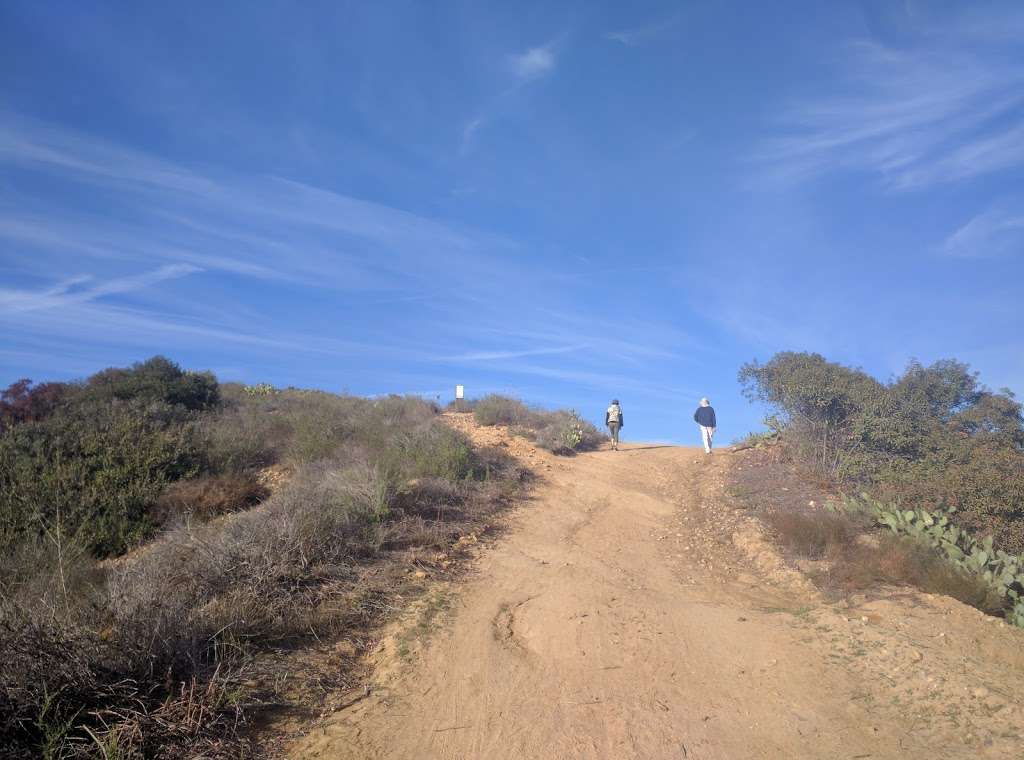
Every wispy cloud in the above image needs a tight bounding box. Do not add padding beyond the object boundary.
[0,119,519,294]
[604,12,683,46]
[0,116,222,197]
[459,117,485,153]
[0,217,126,261]
[0,214,313,285]
[440,345,585,362]
[0,264,201,314]
[753,15,1024,189]
[509,44,556,81]
[460,40,559,152]
[498,362,700,401]
[1,297,402,361]
[941,205,1024,258]
[0,117,527,366]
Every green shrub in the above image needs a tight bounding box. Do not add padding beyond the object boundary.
[0,400,204,557]
[739,352,882,475]
[274,391,365,465]
[533,410,604,454]
[474,395,533,427]
[0,356,225,557]
[202,387,368,469]
[81,355,219,411]
[378,424,476,483]
[199,403,287,473]
[741,352,1024,554]
[287,410,348,464]
[873,440,1024,553]
[472,395,604,455]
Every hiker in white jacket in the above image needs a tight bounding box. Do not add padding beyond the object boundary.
[606,399,623,451]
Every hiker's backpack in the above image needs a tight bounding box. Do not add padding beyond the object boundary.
[607,405,621,424]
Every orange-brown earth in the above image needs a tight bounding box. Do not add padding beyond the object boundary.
[288,416,1024,759]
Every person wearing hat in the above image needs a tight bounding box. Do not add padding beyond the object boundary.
[693,397,717,454]
[605,399,624,451]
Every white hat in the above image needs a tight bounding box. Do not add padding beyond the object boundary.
[700,397,710,406]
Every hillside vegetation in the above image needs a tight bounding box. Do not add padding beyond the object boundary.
[469,394,604,454]
[738,352,1024,626]
[740,352,1024,554]
[0,358,526,758]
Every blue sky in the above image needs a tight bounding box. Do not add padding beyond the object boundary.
[2,1,1022,444]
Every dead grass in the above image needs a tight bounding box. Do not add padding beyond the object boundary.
[0,591,255,759]
[765,509,1005,616]
[828,534,1006,614]
[731,448,1007,619]
[155,472,270,523]
[764,510,861,560]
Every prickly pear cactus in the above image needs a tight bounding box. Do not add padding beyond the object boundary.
[244,382,277,396]
[559,411,585,451]
[830,493,1024,629]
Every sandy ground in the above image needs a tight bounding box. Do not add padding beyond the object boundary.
[288,423,1024,759]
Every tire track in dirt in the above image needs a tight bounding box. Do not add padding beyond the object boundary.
[492,596,540,658]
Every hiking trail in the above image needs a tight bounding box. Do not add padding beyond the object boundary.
[288,417,1024,759]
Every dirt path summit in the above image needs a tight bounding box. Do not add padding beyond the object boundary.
[290,423,1024,759]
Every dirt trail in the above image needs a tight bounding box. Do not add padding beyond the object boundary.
[290,426,1024,759]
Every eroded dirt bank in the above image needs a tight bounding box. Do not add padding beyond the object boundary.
[289,422,1024,759]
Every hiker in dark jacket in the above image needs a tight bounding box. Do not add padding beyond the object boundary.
[693,397,716,454]
[606,399,623,451]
